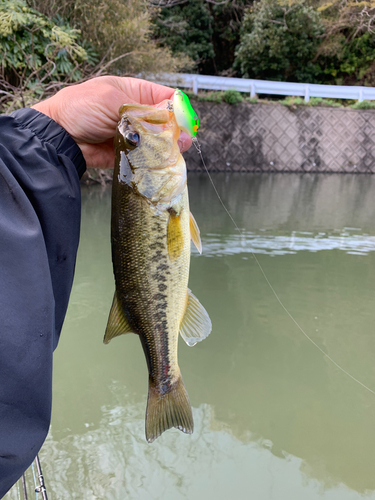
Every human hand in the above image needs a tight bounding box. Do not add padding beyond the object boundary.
[32,76,192,169]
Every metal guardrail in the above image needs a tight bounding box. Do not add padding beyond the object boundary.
[149,73,375,102]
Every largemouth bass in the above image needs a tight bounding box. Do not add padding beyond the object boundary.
[104,101,211,443]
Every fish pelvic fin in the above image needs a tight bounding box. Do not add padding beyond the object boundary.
[145,376,194,443]
[189,212,202,254]
[103,290,134,344]
[179,289,212,347]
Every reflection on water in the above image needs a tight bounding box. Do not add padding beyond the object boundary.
[8,385,372,500]
[7,174,375,500]
[203,229,375,256]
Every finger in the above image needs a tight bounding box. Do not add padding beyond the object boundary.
[115,77,175,106]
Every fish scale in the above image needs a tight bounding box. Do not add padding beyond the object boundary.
[112,181,190,409]
[104,101,211,443]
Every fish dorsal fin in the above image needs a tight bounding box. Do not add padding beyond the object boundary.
[104,291,134,344]
[167,210,184,260]
[180,289,212,347]
[189,212,202,254]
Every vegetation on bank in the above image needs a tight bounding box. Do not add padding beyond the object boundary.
[183,89,375,109]
[153,0,375,87]
[0,0,190,112]
[2,0,375,112]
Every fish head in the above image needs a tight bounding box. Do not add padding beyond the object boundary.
[115,102,186,204]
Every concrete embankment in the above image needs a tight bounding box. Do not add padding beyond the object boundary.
[183,101,375,173]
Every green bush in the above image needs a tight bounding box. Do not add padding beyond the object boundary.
[234,0,324,82]
[308,97,341,107]
[0,0,192,112]
[314,0,375,86]
[151,0,214,73]
[281,96,306,107]
[29,0,192,77]
[280,96,342,107]
[0,0,95,80]
[350,100,375,110]
[183,90,243,105]
[198,92,223,103]
[222,89,243,104]
[316,32,375,86]
[0,0,97,110]
[150,0,249,75]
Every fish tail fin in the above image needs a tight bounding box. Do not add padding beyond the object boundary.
[145,376,194,443]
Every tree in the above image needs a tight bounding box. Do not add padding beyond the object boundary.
[151,0,249,75]
[315,0,375,85]
[0,0,192,112]
[0,0,96,111]
[234,0,324,82]
[28,0,192,76]
[152,0,214,73]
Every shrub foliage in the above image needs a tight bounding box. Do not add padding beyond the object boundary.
[234,0,324,82]
[0,0,97,110]
[2,0,375,114]
[0,0,191,112]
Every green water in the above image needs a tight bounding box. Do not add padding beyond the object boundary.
[7,173,375,499]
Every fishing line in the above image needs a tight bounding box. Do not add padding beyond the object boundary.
[192,137,375,396]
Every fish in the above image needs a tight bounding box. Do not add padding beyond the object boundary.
[104,101,212,443]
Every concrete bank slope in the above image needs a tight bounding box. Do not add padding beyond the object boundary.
[183,101,375,173]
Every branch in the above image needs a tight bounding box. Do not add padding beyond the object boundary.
[149,0,189,6]
[205,0,230,4]
[96,41,115,69]
[0,89,15,97]
[94,51,135,76]
[268,19,288,26]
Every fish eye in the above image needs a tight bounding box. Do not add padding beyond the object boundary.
[125,131,140,147]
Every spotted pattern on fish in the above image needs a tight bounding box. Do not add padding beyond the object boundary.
[107,104,195,442]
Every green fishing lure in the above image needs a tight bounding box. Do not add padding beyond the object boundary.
[173,88,199,137]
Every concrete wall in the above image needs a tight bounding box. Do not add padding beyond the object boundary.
[183,101,375,173]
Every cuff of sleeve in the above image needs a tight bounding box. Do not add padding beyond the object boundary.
[11,108,86,179]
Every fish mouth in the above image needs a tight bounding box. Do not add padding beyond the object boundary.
[119,102,171,127]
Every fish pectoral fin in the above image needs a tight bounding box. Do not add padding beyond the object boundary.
[189,212,202,254]
[103,291,134,344]
[179,289,212,347]
[167,210,184,260]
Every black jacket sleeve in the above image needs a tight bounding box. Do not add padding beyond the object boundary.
[0,108,86,498]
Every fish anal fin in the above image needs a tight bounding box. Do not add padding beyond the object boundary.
[145,376,193,443]
[103,291,134,344]
[189,212,202,254]
[167,210,184,260]
[180,289,212,347]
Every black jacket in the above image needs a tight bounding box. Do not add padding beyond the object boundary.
[0,108,86,497]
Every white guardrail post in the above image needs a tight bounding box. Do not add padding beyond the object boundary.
[250,82,256,99]
[193,75,198,95]
[304,84,310,103]
[147,73,375,102]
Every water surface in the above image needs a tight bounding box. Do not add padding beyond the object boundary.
[7,173,375,500]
